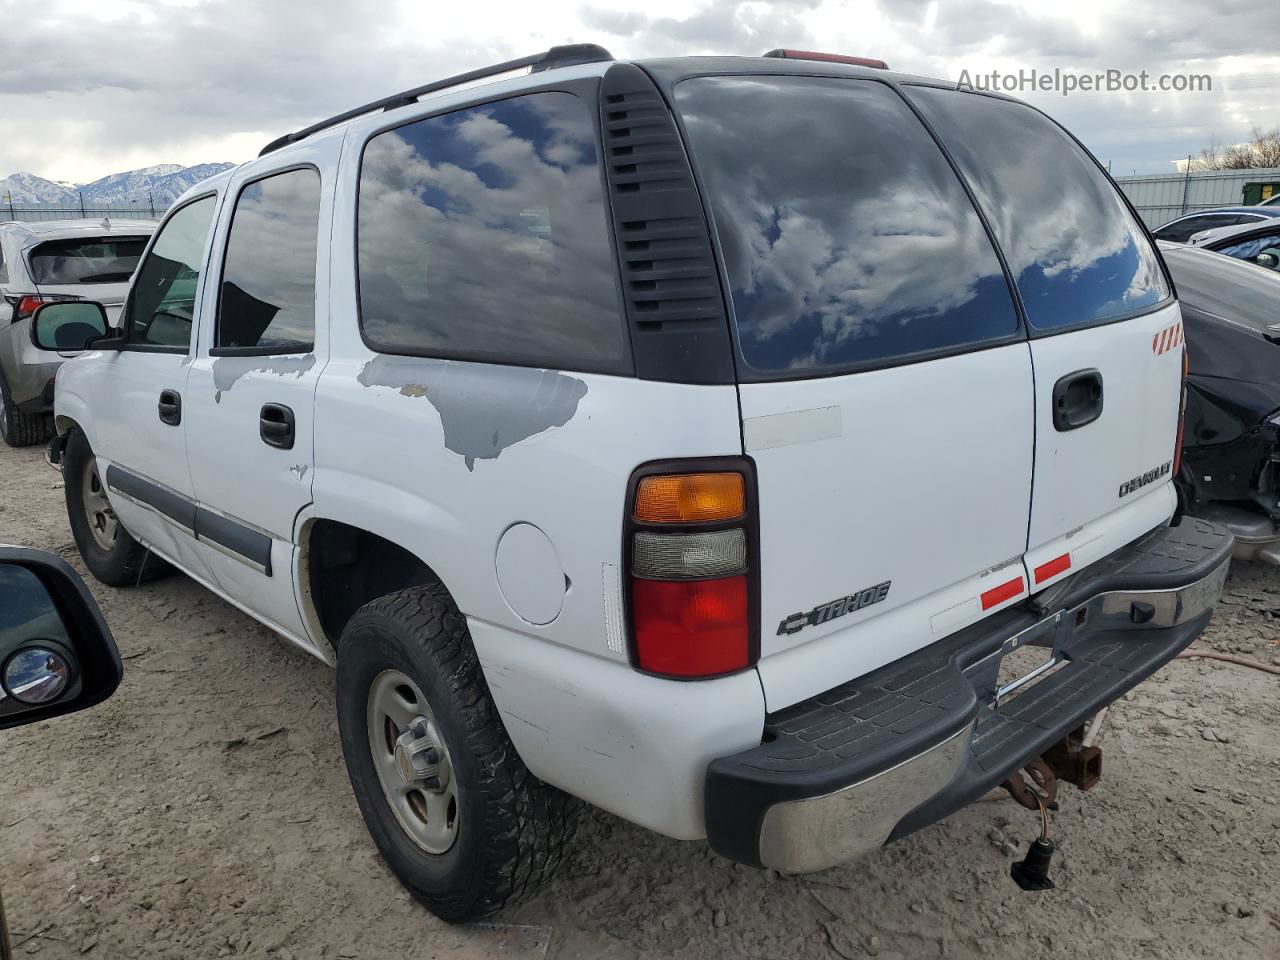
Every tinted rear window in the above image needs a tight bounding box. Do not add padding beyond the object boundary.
[28,236,148,285]
[907,87,1169,331]
[357,91,626,373]
[675,76,1019,377]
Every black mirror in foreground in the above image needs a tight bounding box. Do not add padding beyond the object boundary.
[0,547,121,959]
[0,547,121,729]
[27,301,111,353]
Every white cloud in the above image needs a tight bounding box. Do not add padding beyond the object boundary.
[0,0,1275,181]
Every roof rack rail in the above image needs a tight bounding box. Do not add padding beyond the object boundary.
[259,43,615,157]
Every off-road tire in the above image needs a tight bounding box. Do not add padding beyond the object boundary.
[62,428,171,586]
[336,582,578,922]
[0,368,51,447]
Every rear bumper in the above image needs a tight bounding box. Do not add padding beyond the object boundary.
[705,518,1233,872]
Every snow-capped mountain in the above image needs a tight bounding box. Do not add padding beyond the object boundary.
[0,171,80,204]
[1,162,235,205]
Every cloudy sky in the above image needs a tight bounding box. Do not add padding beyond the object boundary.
[2,0,1276,182]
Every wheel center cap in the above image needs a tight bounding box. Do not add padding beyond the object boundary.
[392,717,448,792]
[393,743,416,785]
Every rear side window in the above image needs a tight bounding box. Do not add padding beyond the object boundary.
[126,196,217,349]
[216,168,321,351]
[675,76,1019,377]
[907,87,1169,331]
[357,91,627,373]
[28,236,148,285]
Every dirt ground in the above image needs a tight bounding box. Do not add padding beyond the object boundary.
[1,442,1278,960]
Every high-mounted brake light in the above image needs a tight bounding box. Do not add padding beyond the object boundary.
[625,460,759,679]
[762,49,889,69]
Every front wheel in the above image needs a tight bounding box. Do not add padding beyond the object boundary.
[62,429,170,586]
[336,582,577,922]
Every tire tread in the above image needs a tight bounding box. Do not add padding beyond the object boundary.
[340,582,577,920]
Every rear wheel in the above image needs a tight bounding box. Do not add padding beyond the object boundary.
[62,429,170,586]
[0,370,51,447]
[336,582,577,922]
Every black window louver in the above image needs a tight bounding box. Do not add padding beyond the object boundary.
[599,63,735,384]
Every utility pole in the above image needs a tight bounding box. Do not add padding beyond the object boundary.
[78,190,86,218]
[4,191,13,221]
[149,190,155,219]
[1180,154,1193,216]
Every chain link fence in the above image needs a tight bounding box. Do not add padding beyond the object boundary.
[2,200,168,223]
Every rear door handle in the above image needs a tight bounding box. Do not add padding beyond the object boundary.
[1052,368,1104,432]
[259,403,295,450]
[158,389,181,426]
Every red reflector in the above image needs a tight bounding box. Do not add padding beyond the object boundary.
[1033,553,1072,584]
[762,48,888,69]
[632,576,748,678]
[980,576,1024,611]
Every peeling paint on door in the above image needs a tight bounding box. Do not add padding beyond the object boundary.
[212,354,317,403]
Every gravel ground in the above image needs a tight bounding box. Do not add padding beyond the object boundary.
[1,441,1277,959]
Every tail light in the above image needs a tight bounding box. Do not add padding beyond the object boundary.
[1173,346,1188,477]
[5,294,80,321]
[625,460,759,679]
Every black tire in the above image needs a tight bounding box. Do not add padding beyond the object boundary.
[62,428,171,586]
[336,582,577,922]
[0,368,52,447]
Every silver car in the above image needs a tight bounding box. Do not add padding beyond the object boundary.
[0,219,155,445]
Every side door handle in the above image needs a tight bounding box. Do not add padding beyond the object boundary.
[1052,368,1104,432]
[158,389,181,426]
[259,403,295,450]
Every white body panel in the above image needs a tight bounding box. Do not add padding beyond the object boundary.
[1023,303,1183,586]
[180,135,342,644]
[743,344,1035,710]
[470,619,763,839]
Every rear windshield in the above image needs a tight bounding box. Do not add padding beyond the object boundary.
[675,76,1019,377]
[906,87,1169,331]
[28,236,148,285]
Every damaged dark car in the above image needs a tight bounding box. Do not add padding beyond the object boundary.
[1160,240,1280,565]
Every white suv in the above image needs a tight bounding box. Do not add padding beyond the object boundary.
[38,46,1232,920]
[0,218,155,445]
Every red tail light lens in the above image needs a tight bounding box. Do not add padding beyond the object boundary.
[15,296,46,320]
[625,459,758,679]
[632,576,749,677]
[6,294,79,321]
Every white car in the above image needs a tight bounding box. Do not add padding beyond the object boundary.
[40,46,1232,920]
[0,218,155,445]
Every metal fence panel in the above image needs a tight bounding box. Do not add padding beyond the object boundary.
[1,202,167,223]
[1115,167,1280,228]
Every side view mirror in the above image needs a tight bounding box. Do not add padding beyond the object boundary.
[0,547,121,731]
[1254,248,1280,270]
[28,301,112,352]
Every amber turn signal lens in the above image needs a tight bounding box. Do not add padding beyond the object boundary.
[634,472,745,524]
